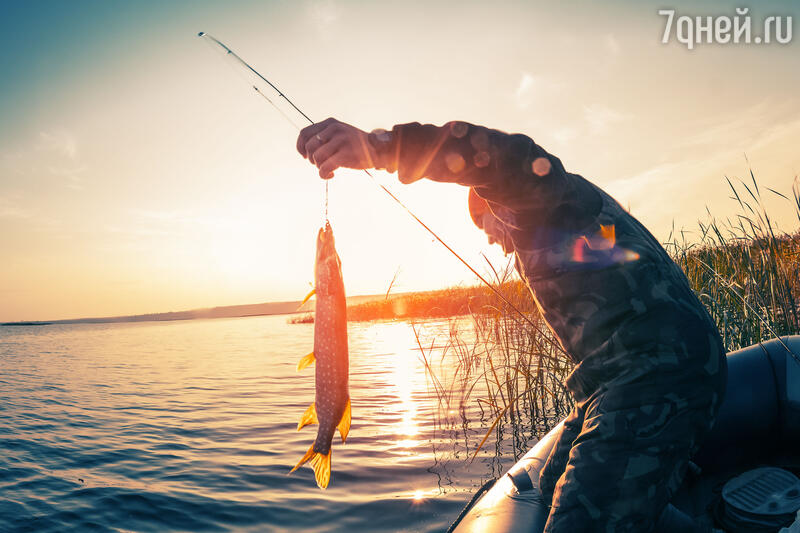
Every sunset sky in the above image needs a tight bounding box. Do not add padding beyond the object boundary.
[1,0,799,322]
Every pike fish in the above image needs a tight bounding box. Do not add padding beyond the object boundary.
[290,222,351,489]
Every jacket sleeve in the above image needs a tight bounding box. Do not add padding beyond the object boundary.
[376,121,603,250]
[374,122,726,392]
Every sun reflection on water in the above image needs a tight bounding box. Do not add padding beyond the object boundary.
[359,321,429,451]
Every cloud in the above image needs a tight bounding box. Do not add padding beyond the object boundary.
[0,197,32,219]
[104,225,176,238]
[100,211,197,248]
[33,129,87,189]
[604,34,621,57]
[0,195,64,237]
[516,73,535,100]
[514,72,563,109]
[604,105,800,239]
[583,103,630,133]
[120,208,232,236]
[306,0,338,31]
[46,164,87,190]
[39,129,78,160]
[128,208,196,222]
[551,127,579,146]
[680,99,800,155]
[605,160,689,201]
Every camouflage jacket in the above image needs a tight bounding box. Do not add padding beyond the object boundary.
[373,121,725,401]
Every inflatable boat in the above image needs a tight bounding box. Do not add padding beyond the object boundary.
[448,336,800,532]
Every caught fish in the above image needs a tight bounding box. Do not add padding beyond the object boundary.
[290,221,351,489]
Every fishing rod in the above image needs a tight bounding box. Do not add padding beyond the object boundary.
[197,32,557,343]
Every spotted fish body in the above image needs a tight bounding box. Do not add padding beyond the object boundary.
[290,222,350,489]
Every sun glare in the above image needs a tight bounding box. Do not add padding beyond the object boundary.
[368,322,423,447]
[389,328,420,440]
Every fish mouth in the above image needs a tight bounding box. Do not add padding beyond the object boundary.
[316,222,336,262]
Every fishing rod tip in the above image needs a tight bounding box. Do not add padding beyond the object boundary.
[197,31,206,37]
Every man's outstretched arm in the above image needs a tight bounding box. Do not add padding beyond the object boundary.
[297,118,602,250]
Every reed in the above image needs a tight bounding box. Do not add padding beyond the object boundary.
[666,175,800,350]
[346,282,532,322]
[287,313,314,324]
[418,175,800,466]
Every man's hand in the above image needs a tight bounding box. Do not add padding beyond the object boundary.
[296,118,378,179]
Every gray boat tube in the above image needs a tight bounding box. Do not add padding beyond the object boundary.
[449,336,800,533]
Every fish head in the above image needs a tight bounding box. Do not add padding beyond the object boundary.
[315,222,343,293]
[316,222,336,261]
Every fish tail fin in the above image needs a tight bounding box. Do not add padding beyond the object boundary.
[288,444,332,489]
[297,403,318,430]
[296,351,315,372]
[297,288,315,310]
[289,444,315,474]
[337,397,351,444]
[310,449,332,489]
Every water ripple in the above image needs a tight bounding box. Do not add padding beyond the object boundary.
[0,316,520,532]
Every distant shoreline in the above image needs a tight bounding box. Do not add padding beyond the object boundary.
[0,293,391,327]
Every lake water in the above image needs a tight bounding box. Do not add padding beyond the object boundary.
[0,315,537,532]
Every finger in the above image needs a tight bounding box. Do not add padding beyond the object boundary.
[296,125,320,157]
[319,151,345,180]
[296,118,334,157]
[307,124,342,163]
[316,123,340,144]
[311,138,344,170]
[304,135,328,164]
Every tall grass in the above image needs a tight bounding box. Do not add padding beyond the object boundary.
[417,175,800,465]
[411,262,574,464]
[346,282,532,322]
[667,175,800,350]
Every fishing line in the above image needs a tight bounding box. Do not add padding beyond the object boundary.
[252,86,303,131]
[198,32,552,338]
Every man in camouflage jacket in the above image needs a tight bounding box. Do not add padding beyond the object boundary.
[296,118,728,532]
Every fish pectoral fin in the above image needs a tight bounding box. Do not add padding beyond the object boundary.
[297,288,315,310]
[289,444,315,474]
[337,397,351,444]
[297,403,318,430]
[296,351,315,372]
[310,449,332,489]
[288,444,332,489]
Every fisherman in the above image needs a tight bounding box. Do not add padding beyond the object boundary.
[296,118,728,532]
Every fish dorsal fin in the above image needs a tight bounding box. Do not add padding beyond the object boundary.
[311,450,331,489]
[337,397,351,444]
[297,403,318,430]
[296,352,315,372]
[297,288,315,310]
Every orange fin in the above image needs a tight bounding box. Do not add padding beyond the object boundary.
[289,444,315,474]
[297,288,315,310]
[296,351,315,372]
[297,403,318,430]
[310,449,332,489]
[337,397,351,443]
[288,444,332,489]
